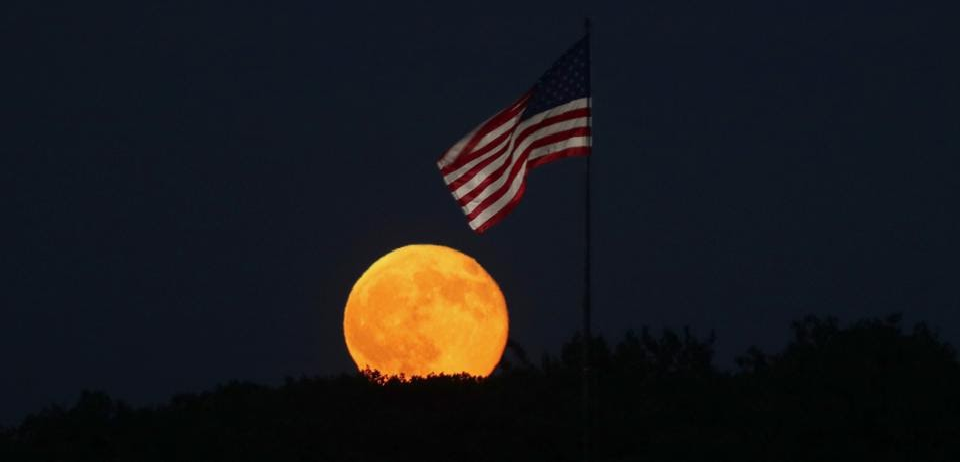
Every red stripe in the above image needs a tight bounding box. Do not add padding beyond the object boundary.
[438,92,530,174]
[473,179,528,234]
[445,107,589,190]
[452,144,513,206]
[504,108,590,165]
[472,146,588,234]
[444,129,512,190]
[442,102,586,178]
[527,145,591,169]
[438,108,520,176]
[459,126,589,211]
[514,108,590,146]
[463,126,591,217]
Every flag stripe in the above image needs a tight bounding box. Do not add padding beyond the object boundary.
[528,141,591,168]
[468,159,529,229]
[472,179,528,234]
[440,97,592,232]
[443,99,590,190]
[512,107,590,148]
[463,126,591,217]
[443,127,514,189]
[444,111,523,177]
[442,98,589,183]
[454,146,515,208]
[467,139,590,234]
[438,36,590,233]
[438,93,530,173]
[472,145,590,233]
[452,112,590,202]
[461,126,591,215]
[437,93,528,170]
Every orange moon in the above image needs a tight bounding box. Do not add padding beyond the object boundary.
[343,244,509,378]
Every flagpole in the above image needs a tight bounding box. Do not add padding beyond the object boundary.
[581,17,593,462]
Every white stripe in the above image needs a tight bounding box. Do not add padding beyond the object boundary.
[468,160,528,230]
[447,99,590,196]
[528,135,591,161]
[437,123,482,169]
[459,152,518,213]
[441,113,521,184]
[442,97,589,179]
[437,95,530,169]
[512,117,589,164]
[465,112,524,161]
[443,97,592,231]
[467,135,590,229]
[518,98,590,132]
[453,115,589,202]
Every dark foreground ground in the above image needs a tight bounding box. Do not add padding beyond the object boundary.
[2,314,958,462]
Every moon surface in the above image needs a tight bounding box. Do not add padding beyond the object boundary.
[343,244,509,378]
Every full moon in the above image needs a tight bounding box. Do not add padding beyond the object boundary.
[343,244,509,378]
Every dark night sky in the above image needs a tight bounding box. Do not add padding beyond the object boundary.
[2,1,957,425]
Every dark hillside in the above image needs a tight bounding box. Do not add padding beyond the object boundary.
[2,315,958,461]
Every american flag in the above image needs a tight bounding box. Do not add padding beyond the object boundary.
[437,36,591,234]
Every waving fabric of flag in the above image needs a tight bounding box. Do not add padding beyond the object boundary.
[437,36,591,234]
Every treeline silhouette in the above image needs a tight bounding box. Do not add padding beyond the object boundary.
[1,315,958,461]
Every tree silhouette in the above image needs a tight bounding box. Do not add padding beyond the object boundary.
[2,315,958,461]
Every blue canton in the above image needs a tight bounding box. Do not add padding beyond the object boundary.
[522,36,590,121]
